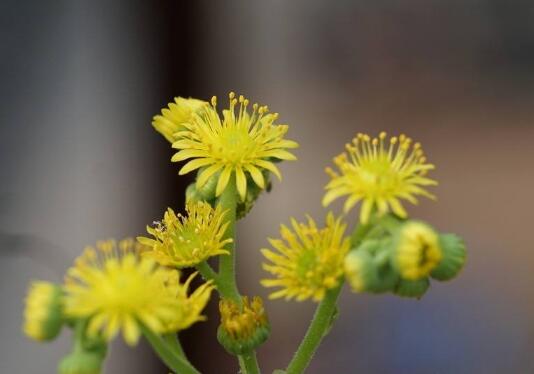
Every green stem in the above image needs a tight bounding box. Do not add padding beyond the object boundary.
[196,261,219,285]
[141,325,200,374]
[216,177,241,303]
[239,351,261,374]
[285,283,343,374]
[216,177,262,374]
[163,333,185,358]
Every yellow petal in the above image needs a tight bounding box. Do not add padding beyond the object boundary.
[179,158,214,175]
[244,164,265,189]
[216,166,232,196]
[122,315,141,346]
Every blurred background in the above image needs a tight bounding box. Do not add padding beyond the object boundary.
[1,1,533,373]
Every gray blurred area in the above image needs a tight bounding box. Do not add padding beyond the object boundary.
[2,1,534,374]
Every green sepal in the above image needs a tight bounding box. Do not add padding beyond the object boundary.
[58,350,104,374]
[431,234,466,281]
[217,324,271,355]
[394,277,430,299]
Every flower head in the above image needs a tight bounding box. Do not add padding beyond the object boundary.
[23,281,64,341]
[323,132,437,223]
[137,201,231,268]
[392,221,442,280]
[261,213,350,302]
[152,97,207,143]
[171,92,299,200]
[217,296,270,355]
[63,238,212,345]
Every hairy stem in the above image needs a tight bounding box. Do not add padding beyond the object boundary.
[285,283,343,374]
[216,177,262,373]
[217,177,241,303]
[196,261,219,285]
[239,351,261,374]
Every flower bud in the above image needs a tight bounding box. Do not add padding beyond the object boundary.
[217,296,270,355]
[58,351,103,374]
[394,277,430,299]
[23,281,64,341]
[344,250,378,293]
[431,234,466,281]
[345,239,399,294]
[392,221,442,280]
[370,264,400,294]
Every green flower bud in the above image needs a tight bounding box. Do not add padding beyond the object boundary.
[370,264,400,294]
[344,250,378,293]
[23,281,64,341]
[391,221,442,281]
[394,277,430,299]
[345,239,400,294]
[217,296,270,355]
[58,351,103,374]
[431,234,466,281]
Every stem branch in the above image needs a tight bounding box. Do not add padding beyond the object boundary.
[285,283,343,374]
[216,177,262,373]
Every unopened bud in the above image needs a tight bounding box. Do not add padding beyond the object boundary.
[431,234,466,281]
[23,281,64,341]
[217,296,270,355]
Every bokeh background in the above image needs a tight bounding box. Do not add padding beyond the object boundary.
[1,1,533,373]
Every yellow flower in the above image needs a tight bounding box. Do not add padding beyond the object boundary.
[63,239,212,345]
[23,281,63,341]
[137,201,231,268]
[152,97,207,143]
[261,213,350,302]
[323,132,437,224]
[393,221,442,280]
[171,92,299,201]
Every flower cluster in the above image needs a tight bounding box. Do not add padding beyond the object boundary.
[344,218,466,298]
[261,132,465,302]
[23,89,467,374]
